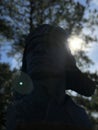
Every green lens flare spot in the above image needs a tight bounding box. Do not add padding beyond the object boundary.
[12,71,34,95]
[19,82,23,86]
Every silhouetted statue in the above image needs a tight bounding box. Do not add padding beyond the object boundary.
[6,24,96,130]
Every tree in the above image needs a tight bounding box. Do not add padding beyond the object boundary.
[0,63,13,130]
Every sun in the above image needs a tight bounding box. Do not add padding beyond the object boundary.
[68,36,84,54]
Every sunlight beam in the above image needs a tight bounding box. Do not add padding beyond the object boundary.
[68,36,85,54]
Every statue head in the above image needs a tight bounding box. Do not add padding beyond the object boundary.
[21,24,72,99]
[21,24,95,99]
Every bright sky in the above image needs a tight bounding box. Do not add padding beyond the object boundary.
[68,35,98,73]
[68,36,85,54]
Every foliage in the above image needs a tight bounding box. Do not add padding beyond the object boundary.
[0,63,14,130]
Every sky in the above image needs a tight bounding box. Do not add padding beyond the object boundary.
[87,43,98,72]
[68,35,98,73]
[0,43,20,70]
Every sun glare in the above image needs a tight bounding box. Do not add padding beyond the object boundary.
[68,36,85,54]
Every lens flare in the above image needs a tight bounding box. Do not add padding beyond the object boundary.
[12,71,33,95]
[19,82,23,86]
[68,36,85,54]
